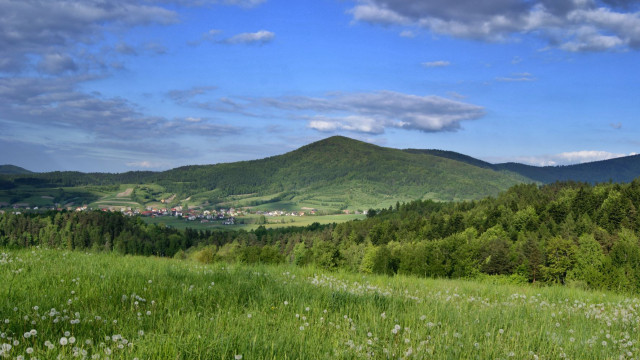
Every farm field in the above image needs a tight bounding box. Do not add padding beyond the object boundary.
[141,213,366,230]
[2,249,639,359]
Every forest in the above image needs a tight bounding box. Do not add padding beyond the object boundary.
[2,178,640,293]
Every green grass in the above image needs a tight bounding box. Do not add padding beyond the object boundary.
[141,214,366,230]
[2,248,640,359]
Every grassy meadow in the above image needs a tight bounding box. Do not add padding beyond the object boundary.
[2,248,640,359]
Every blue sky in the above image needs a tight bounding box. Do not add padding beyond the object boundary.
[1,0,639,172]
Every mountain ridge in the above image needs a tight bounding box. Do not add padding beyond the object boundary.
[2,136,640,210]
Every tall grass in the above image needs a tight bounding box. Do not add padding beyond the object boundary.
[1,248,638,359]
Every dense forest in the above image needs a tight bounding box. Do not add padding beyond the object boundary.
[3,178,640,292]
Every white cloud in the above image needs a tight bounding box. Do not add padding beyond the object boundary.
[496,72,536,82]
[422,60,451,68]
[349,4,410,25]
[224,30,275,44]
[254,90,485,134]
[308,116,386,134]
[348,0,640,52]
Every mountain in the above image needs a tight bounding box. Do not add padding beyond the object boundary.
[416,149,640,184]
[3,136,639,211]
[494,155,640,184]
[0,165,32,175]
[0,136,529,210]
[155,136,530,206]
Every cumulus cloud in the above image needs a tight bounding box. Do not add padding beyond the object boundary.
[0,0,267,74]
[257,91,485,134]
[0,0,178,74]
[348,0,640,52]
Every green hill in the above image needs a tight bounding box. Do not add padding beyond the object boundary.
[494,155,640,184]
[416,149,640,184]
[153,136,530,207]
[0,136,530,210]
[3,137,640,210]
[0,164,32,175]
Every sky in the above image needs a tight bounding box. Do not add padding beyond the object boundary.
[0,0,639,173]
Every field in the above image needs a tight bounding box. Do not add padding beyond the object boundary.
[142,214,366,230]
[2,249,639,359]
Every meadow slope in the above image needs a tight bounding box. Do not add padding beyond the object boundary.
[1,249,639,359]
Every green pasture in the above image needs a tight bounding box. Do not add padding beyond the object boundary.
[2,249,639,359]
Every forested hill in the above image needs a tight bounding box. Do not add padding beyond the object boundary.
[414,148,640,184]
[155,136,529,200]
[494,155,640,184]
[4,136,640,206]
[0,165,32,175]
[0,136,530,203]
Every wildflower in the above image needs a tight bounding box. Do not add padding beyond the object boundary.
[69,336,76,344]
[235,355,243,360]
[299,326,304,331]
[29,329,37,336]
[23,332,31,339]
[60,337,69,345]
[247,314,252,318]
[602,341,607,346]
[26,347,34,354]
[284,301,289,306]
[499,329,504,334]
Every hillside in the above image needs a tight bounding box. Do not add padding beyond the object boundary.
[3,137,640,211]
[495,155,640,183]
[0,164,32,175]
[0,136,529,210]
[3,249,635,359]
[156,136,530,205]
[414,149,640,184]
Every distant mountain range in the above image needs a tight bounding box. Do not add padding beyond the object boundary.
[1,136,640,210]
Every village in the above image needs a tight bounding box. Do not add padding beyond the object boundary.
[1,203,319,226]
